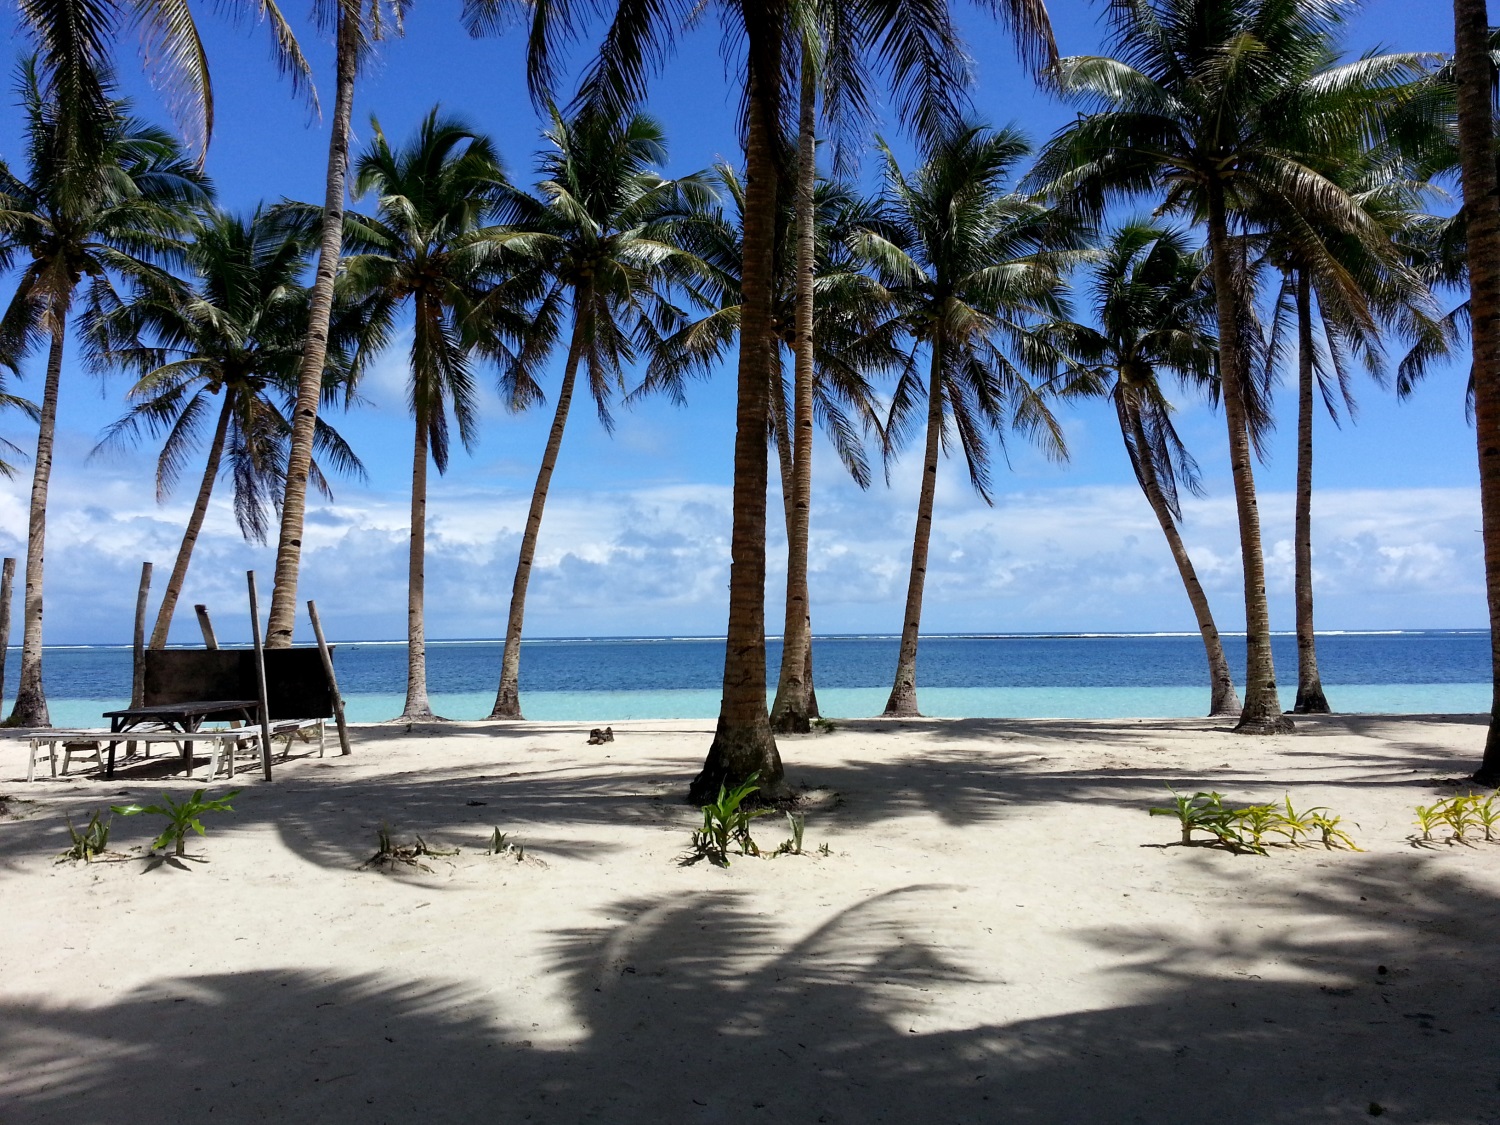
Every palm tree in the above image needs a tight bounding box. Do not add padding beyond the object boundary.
[90,206,367,650]
[640,163,900,720]
[855,123,1074,718]
[0,69,208,726]
[1053,221,1241,716]
[342,108,512,722]
[1451,0,1500,784]
[468,0,1055,800]
[1030,0,1429,734]
[485,108,709,720]
[15,0,314,162]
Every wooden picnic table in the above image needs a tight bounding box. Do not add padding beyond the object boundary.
[101,699,263,778]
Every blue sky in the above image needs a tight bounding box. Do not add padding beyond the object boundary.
[0,0,1483,645]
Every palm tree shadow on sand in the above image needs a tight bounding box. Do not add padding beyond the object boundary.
[2,861,1497,1123]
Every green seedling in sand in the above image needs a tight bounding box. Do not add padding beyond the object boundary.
[692,772,772,866]
[365,825,459,872]
[811,718,837,733]
[817,842,832,857]
[488,828,524,860]
[59,810,112,862]
[1149,786,1244,848]
[1414,802,1444,841]
[773,812,806,857]
[1271,796,1326,846]
[1150,786,1360,854]
[1414,793,1500,845]
[113,789,239,858]
[1472,793,1500,842]
[1441,794,1479,842]
[1309,811,1362,851]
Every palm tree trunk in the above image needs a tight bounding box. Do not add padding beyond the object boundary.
[402,403,436,721]
[1119,395,1240,716]
[1205,184,1292,735]
[5,316,64,727]
[149,395,232,650]
[1454,0,1500,784]
[490,294,590,720]
[770,48,818,735]
[1292,270,1330,714]
[884,333,944,718]
[265,9,358,648]
[689,30,785,803]
[771,349,794,536]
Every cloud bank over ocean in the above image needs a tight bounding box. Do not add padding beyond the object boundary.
[0,437,1481,645]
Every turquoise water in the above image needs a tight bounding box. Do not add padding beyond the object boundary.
[9,631,1491,725]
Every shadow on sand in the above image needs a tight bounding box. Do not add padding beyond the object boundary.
[2,855,1498,1123]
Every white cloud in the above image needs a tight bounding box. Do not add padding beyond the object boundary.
[0,444,1485,644]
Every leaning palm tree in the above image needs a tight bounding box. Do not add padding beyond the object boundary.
[342,108,512,722]
[468,0,1055,800]
[90,206,368,650]
[1053,221,1241,716]
[1030,0,1429,734]
[856,123,1074,718]
[0,68,208,726]
[1450,0,1500,784]
[485,107,709,720]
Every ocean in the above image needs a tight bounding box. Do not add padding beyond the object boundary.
[3,630,1490,726]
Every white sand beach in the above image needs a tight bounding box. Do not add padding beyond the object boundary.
[3,714,1499,1123]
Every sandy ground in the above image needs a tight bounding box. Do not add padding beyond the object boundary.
[2,713,1499,1124]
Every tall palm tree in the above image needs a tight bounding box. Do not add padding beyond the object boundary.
[640,163,900,719]
[0,69,207,726]
[90,206,368,650]
[1030,0,1427,734]
[485,108,709,720]
[343,108,511,722]
[469,0,1054,800]
[1451,0,1500,784]
[1053,221,1241,716]
[856,123,1074,718]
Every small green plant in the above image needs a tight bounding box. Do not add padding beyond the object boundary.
[112,788,239,858]
[691,771,773,866]
[811,718,838,733]
[1151,786,1361,854]
[817,842,832,856]
[1473,793,1500,842]
[488,828,524,861]
[1414,802,1444,841]
[1310,811,1363,851]
[1232,804,1281,854]
[364,825,459,872]
[1149,786,1244,848]
[772,812,806,857]
[1441,793,1479,843]
[59,810,112,862]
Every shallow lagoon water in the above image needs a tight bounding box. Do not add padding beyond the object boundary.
[8,630,1489,726]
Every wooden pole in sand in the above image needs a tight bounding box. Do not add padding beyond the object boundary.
[307,600,351,756]
[0,557,14,711]
[131,562,152,707]
[246,571,274,781]
[128,562,152,758]
[194,604,219,649]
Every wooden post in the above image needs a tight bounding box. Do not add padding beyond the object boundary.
[131,562,152,707]
[246,571,275,781]
[194,604,219,649]
[128,562,152,759]
[0,557,14,712]
[307,600,352,756]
